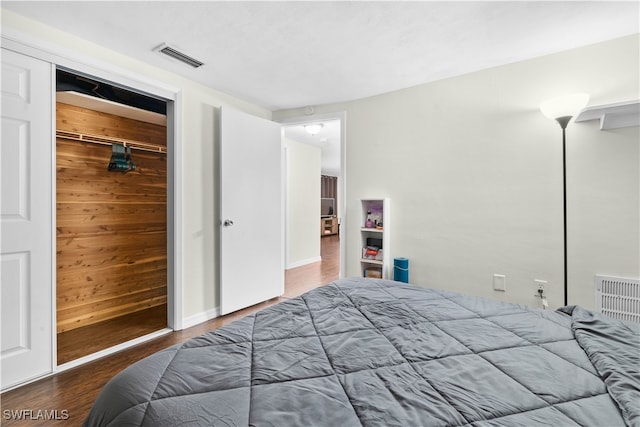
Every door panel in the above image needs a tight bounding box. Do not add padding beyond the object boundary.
[219,107,283,315]
[1,49,53,390]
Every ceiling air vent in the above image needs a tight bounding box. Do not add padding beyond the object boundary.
[156,43,204,68]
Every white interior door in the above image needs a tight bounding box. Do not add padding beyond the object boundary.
[220,107,283,315]
[1,49,54,390]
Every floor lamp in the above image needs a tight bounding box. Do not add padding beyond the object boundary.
[540,93,590,306]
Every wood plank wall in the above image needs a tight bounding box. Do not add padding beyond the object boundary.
[56,102,167,333]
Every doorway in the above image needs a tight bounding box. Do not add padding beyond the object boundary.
[281,114,345,294]
[55,70,170,365]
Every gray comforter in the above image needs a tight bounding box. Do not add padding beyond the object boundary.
[84,278,640,426]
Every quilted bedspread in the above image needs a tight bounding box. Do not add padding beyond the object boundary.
[84,278,640,426]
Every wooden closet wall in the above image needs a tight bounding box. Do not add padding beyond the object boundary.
[56,102,167,333]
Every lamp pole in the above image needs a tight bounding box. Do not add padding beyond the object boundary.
[540,93,589,308]
[555,116,571,307]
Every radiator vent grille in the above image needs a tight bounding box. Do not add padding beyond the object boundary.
[157,44,204,68]
[595,275,640,323]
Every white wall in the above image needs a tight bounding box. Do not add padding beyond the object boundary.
[1,9,272,322]
[3,8,637,316]
[284,137,321,268]
[275,35,640,310]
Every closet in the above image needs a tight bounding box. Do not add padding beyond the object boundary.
[55,72,168,364]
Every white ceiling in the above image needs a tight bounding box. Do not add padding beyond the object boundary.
[4,1,637,176]
[3,1,638,112]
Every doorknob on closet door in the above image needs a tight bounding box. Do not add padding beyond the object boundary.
[223,219,234,227]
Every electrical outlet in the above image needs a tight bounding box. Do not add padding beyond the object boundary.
[535,279,549,309]
[535,279,547,291]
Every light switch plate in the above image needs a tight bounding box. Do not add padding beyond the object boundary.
[493,274,506,292]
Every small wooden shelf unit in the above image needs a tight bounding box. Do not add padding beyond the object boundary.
[360,198,390,279]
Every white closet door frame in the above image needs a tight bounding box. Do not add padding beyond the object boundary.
[0,34,183,386]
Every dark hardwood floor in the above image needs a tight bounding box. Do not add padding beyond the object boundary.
[0,235,339,426]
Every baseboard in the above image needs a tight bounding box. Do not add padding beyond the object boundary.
[286,256,322,270]
[181,306,221,330]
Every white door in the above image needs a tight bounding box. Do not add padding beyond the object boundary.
[0,49,54,390]
[219,107,283,315]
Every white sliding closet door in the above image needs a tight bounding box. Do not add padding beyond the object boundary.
[0,48,54,390]
[219,107,283,315]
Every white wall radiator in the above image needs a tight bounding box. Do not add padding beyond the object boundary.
[595,275,640,323]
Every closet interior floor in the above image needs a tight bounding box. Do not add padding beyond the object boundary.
[56,305,167,365]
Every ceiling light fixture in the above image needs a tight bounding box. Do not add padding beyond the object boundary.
[304,123,323,136]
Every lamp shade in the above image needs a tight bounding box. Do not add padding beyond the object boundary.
[540,93,590,120]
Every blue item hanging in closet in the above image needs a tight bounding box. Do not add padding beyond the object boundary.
[108,143,136,172]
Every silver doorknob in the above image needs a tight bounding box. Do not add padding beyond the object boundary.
[223,219,234,227]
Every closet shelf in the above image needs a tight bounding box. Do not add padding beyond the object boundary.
[574,100,639,130]
[56,130,167,154]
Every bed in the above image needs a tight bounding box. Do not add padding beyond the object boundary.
[84,277,639,426]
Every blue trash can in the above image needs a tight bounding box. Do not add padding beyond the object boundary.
[394,258,409,283]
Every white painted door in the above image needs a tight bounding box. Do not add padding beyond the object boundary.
[1,49,54,390]
[219,107,283,315]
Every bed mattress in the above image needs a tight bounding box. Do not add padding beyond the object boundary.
[84,277,639,426]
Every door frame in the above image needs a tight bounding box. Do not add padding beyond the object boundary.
[277,111,347,280]
[1,33,183,378]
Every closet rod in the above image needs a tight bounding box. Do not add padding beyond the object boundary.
[56,130,167,154]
